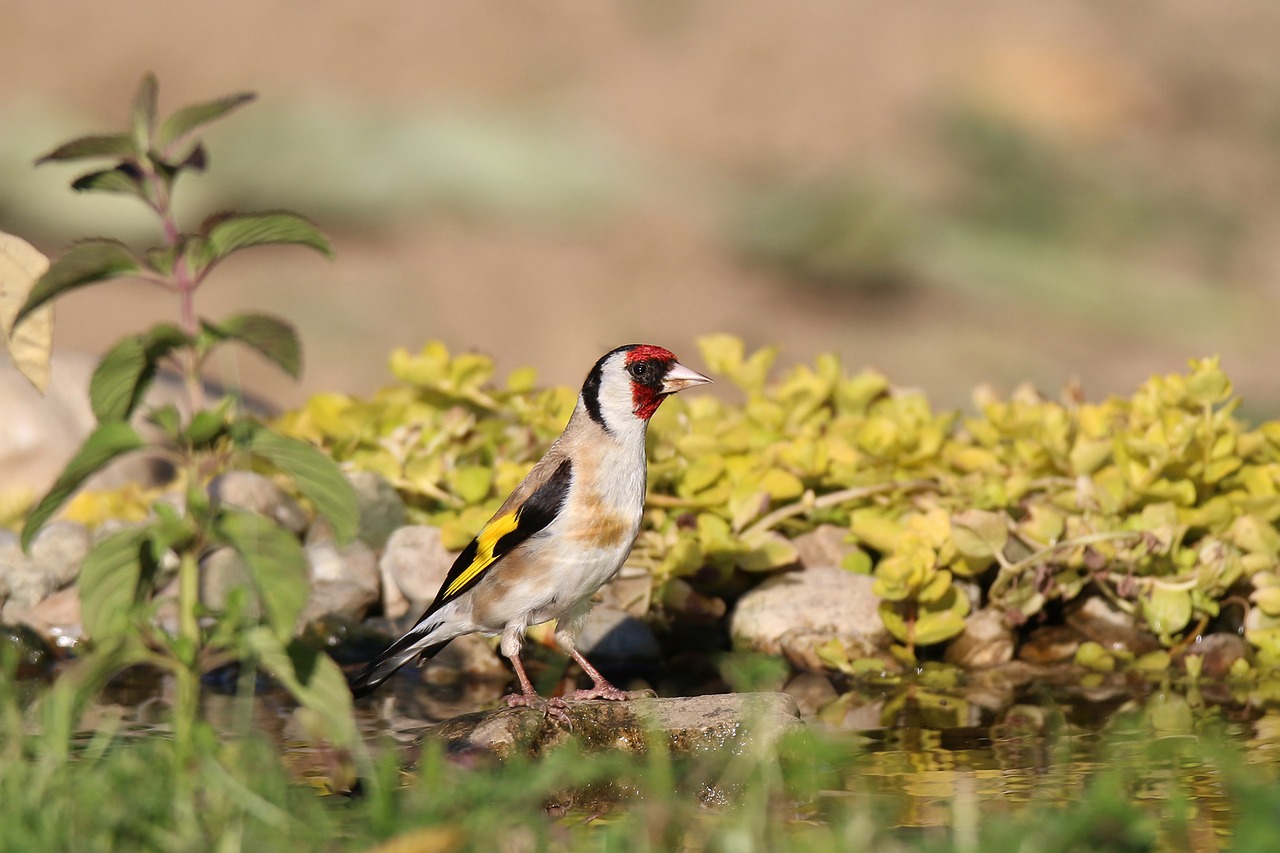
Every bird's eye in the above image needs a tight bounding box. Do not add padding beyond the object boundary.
[629,362,649,379]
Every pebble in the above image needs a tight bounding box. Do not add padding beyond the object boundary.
[944,608,1015,668]
[573,605,661,662]
[730,565,888,657]
[208,471,308,534]
[380,525,456,608]
[347,471,406,548]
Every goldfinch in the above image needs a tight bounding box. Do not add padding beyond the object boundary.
[349,344,711,707]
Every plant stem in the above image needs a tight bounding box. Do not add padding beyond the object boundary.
[145,158,205,413]
[740,479,935,539]
[174,549,201,767]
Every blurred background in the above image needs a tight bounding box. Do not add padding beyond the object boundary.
[2,1,1279,414]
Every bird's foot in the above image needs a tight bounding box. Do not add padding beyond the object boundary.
[563,683,654,702]
[502,691,573,725]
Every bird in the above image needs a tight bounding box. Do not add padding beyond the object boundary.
[348,344,711,709]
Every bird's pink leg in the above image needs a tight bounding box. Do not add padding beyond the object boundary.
[563,648,651,702]
[501,651,574,724]
[502,652,541,707]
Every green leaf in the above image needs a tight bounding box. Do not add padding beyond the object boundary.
[214,509,308,642]
[185,409,230,448]
[155,91,256,152]
[14,240,141,327]
[36,133,136,164]
[132,73,159,147]
[21,422,146,550]
[1143,584,1193,636]
[193,211,333,273]
[950,509,1009,561]
[235,421,358,543]
[147,405,182,439]
[200,313,302,379]
[70,165,146,198]
[242,627,359,748]
[78,528,148,642]
[90,324,189,421]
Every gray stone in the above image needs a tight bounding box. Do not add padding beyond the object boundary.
[792,524,857,570]
[380,525,456,607]
[782,672,838,717]
[427,692,801,759]
[944,607,1015,668]
[199,547,258,616]
[730,565,888,658]
[29,520,91,588]
[425,634,509,682]
[574,605,660,662]
[299,579,379,625]
[597,570,653,617]
[348,471,406,548]
[208,471,308,533]
[0,352,183,497]
[1,557,57,616]
[306,539,379,597]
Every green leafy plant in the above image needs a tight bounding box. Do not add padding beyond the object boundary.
[276,335,1280,671]
[9,74,359,769]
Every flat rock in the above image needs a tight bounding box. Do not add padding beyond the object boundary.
[427,692,800,759]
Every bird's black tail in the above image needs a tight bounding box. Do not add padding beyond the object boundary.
[347,634,451,698]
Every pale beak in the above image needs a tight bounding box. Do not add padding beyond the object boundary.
[661,361,713,394]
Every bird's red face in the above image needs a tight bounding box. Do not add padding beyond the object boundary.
[624,345,710,420]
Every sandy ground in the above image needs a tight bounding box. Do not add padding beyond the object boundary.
[3,1,1279,411]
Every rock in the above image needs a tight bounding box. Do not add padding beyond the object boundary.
[730,565,888,661]
[380,525,455,608]
[1065,595,1161,656]
[782,672,838,717]
[944,608,1015,668]
[427,692,800,759]
[1,556,57,618]
[573,605,660,662]
[29,520,91,588]
[306,539,379,598]
[208,471,308,534]
[792,524,857,569]
[597,570,653,617]
[348,471,406,548]
[1018,625,1082,664]
[300,579,379,625]
[1177,632,1247,678]
[0,352,181,497]
[425,634,509,683]
[7,585,82,650]
[199,548,258,616]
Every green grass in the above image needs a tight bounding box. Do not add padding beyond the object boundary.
[2,686,1280,852]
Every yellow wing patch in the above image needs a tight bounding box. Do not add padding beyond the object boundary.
[441,510,520,599]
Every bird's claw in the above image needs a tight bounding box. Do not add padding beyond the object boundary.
[564,685,653,702]
[502,692,574,727]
